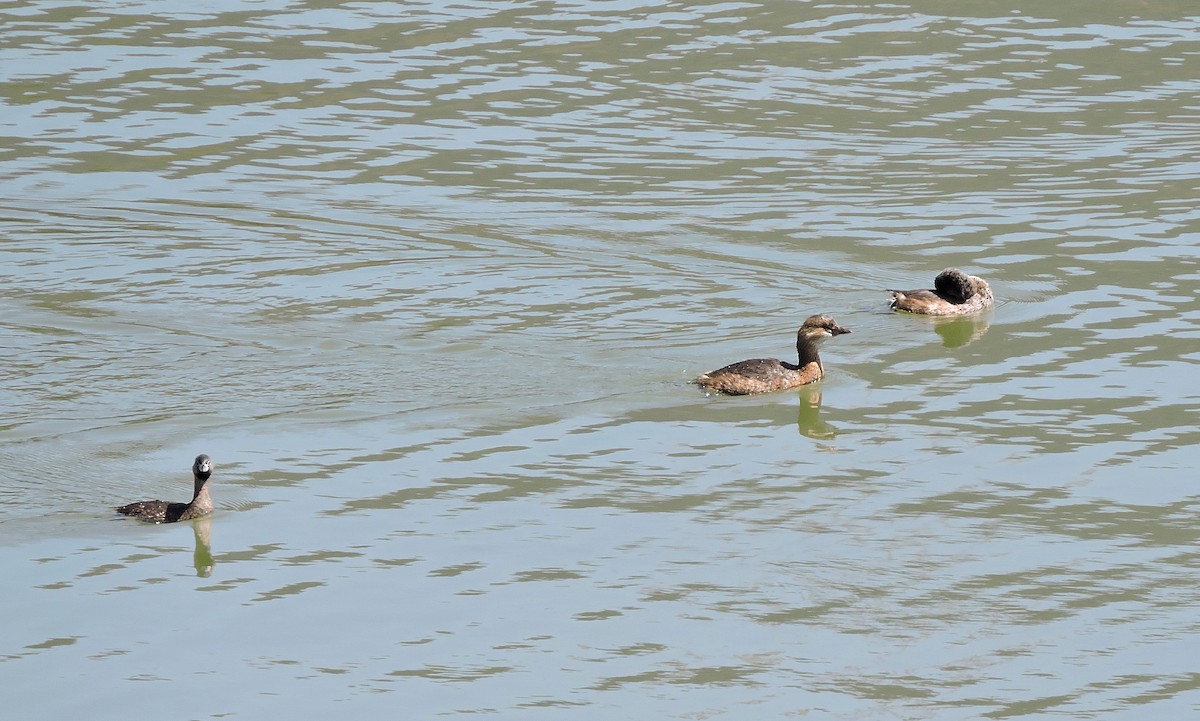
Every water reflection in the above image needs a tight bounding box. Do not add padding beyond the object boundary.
[932,314,991,349]
[883,309,992,349]
[192,516,213,578]
[796,387,838,440]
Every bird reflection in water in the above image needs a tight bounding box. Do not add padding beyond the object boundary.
[932,314,991,348]
[796,386,838,440]
[192,516,214,578]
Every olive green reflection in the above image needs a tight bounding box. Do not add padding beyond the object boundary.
[192,516,214,578]
[796,386,838,440]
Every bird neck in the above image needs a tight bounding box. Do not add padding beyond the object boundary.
[190,478,213,514]
[796,335,823,370]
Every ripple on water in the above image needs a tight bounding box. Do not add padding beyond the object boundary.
[3,1,1200,719]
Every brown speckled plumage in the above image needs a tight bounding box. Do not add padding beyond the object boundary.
[888,268,994,316]
[117,454,214,524]
[692,314,851,396]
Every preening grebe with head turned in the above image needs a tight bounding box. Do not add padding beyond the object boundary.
[888,268,994,316]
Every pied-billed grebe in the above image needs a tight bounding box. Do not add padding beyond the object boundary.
[888,268,994,316]
[692,314,851,396]
[117,454,214,523]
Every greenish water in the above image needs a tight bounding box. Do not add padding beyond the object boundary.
[2,1,1198,718]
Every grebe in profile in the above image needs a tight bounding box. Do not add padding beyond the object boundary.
[116,454,214,523]
[888,268,994,316]
[692,314,851,396]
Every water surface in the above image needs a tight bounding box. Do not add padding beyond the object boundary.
[2,1,1199,718]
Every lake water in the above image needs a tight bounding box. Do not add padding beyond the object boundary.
[2,1,1198,718]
